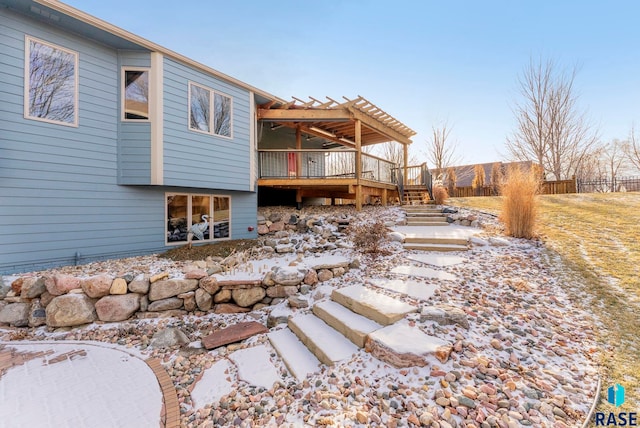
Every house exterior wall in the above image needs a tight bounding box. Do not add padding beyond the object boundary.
[0,6,258,274]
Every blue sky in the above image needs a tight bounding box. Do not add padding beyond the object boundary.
[66,1,640,165]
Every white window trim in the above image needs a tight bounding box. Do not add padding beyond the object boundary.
[165,192,232,246]
[188,81,234,139]
[121,67,151,122]
[24,35,79,127]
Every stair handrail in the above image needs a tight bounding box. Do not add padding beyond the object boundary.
[394,165,404,204]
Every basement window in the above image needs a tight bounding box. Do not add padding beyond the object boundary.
[166,193,230,244]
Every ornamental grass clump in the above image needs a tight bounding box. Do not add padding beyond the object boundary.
[433,185,449,205]
[500,165,540,239]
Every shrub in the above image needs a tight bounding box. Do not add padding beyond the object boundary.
[500,165,540,239]
[446,167,457,197]
[348,219,389,254]
[433,185,449,205]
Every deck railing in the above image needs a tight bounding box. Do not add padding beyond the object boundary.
[258,150,397,184]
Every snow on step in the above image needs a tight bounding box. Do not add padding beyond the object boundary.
[229,345,281,389]
[368,278,437,301]
[288,313,358,366]
[313,300,382,348]
[390,265,458,281]
[267,328,321,381]
[365,323,453,368]
[190,359,234,409]
[406,254,466,267]
[403,243,468,252]
[331,285,418,326]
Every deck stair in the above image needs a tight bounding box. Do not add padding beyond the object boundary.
[403,205,449,227]
[402,185,431,205]
[267,285,419,379]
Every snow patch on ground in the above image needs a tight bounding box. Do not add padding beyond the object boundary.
[229,345,281,389]
[190,359,234,410]
[390,265,458,281]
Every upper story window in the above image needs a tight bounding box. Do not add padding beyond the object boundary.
[189,82,232,138]
[25,36,78,127]
[123,69,149,120]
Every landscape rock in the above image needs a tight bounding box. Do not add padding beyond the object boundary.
[214,303,251,314]
[45,274,81,296]
[195,288,213,311]
[199,276,220,295]
[389,231,405,243]
[489,237,510,246]
[266,285,298,298]
[20,277,46,298]
[317,269,334,282]
[275,244,294,253]
[46,294,97,327]
[303,269,318,285]
[95,294,140,322]
[148,279,198,301]
[421,305,470,329]
[288,295,309,309]
[178,291,196,312]
[150,327,189,349]
[273,266,306,286]
[232,288,266,307]
[257,225,269,235]
[0,302,30,327]
[470,237,489,246]
[214,289,232,303]
[184,269,208,279]
[81,275,113,298]
[109,278,127,295]
[28,299,46,327]
[128,275,150,294]
[148,297,183,312]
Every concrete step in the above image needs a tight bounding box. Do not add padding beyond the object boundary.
[405,212,445,217]
[313,300,382,348]
[288,313,358,366]
[403,205,438,210]
[405,236,469,246]
[405,221,451,227]
[267,328,321,381]
[403,243,469,252]
[331,285,418,326]
[407,216,448,223]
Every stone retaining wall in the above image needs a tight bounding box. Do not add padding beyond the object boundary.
[0,259,355,329]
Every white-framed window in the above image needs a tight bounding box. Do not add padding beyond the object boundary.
[122,68,150,121]
[188,82,232,138]
[24,36,78,127]
[166,193,231,245]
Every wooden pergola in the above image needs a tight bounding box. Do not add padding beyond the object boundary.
[257,96,416,210]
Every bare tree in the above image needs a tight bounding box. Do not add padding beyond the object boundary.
[507,58,598,180]
[625,125,640,173]
[425,121,461,181]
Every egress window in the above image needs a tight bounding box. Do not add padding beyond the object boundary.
[25,36,78,126]
[189,82,232,138]
[123,69,149,120]
[166,193,230,244]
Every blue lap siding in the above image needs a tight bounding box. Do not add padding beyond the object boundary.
[0,4,259,274]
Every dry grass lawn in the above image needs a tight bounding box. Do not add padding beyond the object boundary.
[451,192,640,409]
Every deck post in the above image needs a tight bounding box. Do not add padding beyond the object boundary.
[295,125,302,178]
[355,119,362,211]
[403,144,408,188]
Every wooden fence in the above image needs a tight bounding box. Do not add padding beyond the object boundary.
[448,177,577,198]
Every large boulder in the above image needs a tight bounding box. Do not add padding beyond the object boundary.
[199,276,220,295]
[46,294,97,327]
[45,275,81,296]
[128,275,150,294]
[20,277,46,299]
[28,299,47,327]
[266,285,298,298]
[147,297,183,312]
[195,288,213,311]
[150,327,189,349]
[95,294,140,322]
[148,279,198,301]
[0,303,30,327]
[81,275,113,299]
[232,287,266,308]
[273,266,306,286]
